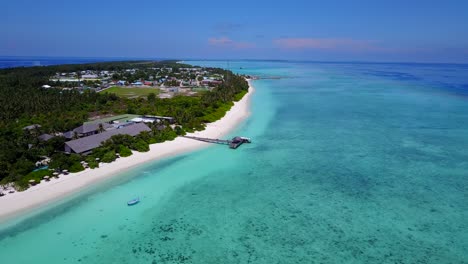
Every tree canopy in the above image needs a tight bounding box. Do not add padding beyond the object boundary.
[0,61,248,190]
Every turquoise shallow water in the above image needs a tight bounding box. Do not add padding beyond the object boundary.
[1,61,468,263]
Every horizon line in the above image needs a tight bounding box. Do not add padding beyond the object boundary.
[0,55,467,66]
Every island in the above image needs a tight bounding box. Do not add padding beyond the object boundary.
[0,60,252,200]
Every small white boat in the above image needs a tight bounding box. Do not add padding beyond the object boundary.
[127,198,140,206]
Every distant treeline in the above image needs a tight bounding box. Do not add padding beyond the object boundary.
[0,61,248,189]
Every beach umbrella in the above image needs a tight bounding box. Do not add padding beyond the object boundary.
[95,158,100,161]
[53,172,59,176]
[43,176,50,179]
[29,180,36,185]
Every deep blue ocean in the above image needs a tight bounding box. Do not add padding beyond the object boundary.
[0,56,159,69]
[0,59,468,263]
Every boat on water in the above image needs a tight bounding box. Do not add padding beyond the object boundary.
[127,198,140,206]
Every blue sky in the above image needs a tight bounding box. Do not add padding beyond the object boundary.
[2,0,468,63]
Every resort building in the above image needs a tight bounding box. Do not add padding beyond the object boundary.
[72,123,113,137]
[143,115,175,124]
[38,134,54,142]
[64,123,151,154]
[85,114,141,125]
[81,74,99,80]
[23,124,41,131]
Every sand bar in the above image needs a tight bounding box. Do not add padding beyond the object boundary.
[0,80,255,223]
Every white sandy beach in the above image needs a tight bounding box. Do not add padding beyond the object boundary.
[0,80,255,222]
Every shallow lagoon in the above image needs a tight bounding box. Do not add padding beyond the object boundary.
[1,61,467,263]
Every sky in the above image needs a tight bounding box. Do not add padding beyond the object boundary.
[2,0,468,63]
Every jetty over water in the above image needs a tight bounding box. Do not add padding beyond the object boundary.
[245,75,286,80]
[183,136,251,149]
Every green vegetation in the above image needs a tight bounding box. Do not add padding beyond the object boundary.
[69,162,85,173]
[49,153,82,171]
[101,150,117,163]
[132,139,150,152]
[202,101,234,123]
[103,86,160,98]
[0,61,248,190]
[16,170,51,190]
[85,156,99,169]
[119,145,132,157]
[234,90,248,101]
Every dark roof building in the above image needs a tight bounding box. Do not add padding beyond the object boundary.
[63,131,74,139]
[73,123,113,137]
[23,124,41,131]
[38,134,54,142]
[143,115,176,124]
[65,123,151,154]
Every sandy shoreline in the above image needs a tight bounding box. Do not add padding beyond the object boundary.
[0,80,255,223]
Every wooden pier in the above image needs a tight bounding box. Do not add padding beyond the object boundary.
[183,136,251,149]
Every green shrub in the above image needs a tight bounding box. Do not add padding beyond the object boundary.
[101,150,117,163]
[12,159,35,177]
[88,162,99,169]
[174,126,185,136]
[119,145,132,157]
[165,130,178,141]
[147,138,158,144]
[69,162,84,173]
[69,154,82,163]
[131,139,149,152]
[85,156,99,169]
[25,169,51,181]
[91,146,111,160]
[49,153,84,171]
[136,131,152,144]
[49,153,69,170]
[15,169,52,190]
[106,134,135,147]
[14,182,29,191]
